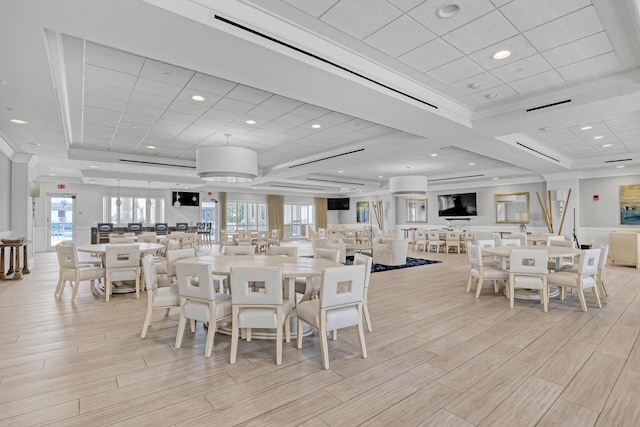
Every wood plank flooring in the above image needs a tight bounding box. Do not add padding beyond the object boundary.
[1,242,639,426]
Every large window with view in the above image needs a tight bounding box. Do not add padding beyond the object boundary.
[284,203,315,239]
[225,201,267,231]
[105,196,164,224]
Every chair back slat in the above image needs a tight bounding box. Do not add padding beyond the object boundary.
[509,249,548,274]
[319,265,365,309]
[176,262,216,300]
[353,253,372,289]
[230,267,283,305]
[105,244,140,268]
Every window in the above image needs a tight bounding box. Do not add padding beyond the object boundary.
[284,203,315,239]
[104,195,164,224]
[225,201,267,231]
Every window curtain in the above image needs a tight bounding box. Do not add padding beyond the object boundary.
[314,197,327,230]
[218,192,227,236]
[267,194,284,234]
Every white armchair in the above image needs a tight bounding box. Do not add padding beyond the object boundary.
[372,238,409,266]
[311,238,346,263]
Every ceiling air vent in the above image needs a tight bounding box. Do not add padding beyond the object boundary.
[515,142,560,162]
[604,158,632,163]
[429,174,484,182]
[119,159,195,169]
[288,149,364,168]
[525,99,571,112]
[269,184,326,191]
[306,177,366,186]
[214,15,438,110]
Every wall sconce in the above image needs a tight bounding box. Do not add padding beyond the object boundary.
[553,190,566,215]
[29,182,40,218]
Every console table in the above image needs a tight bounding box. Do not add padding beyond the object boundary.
[0,240,31,281]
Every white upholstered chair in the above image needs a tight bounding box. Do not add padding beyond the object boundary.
[296,264,367,369]
[140,254,179,338]
[295,248,341,301]
[109,236,135,243]
[54,243,105,303]
[312,238,346,263]
[547,248,602,312]
[104,244,140,301]
[508,249,550,312]
[466,243,509,298]
[353,253,373,332]
[165,247,198,285]
[180,232,197,249]
[372,238,409,266]
[174,261,232,357]
[414,229,428,252]
[445,231,462,254]
[229,266,293,365]
[268,246,298,257]
[219,230,237,253]
[548,239,576,271]
[224,245,256,255]
[510,232,528,246]
[427,231,445,253]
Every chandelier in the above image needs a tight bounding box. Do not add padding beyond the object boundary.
[196,134,258,183]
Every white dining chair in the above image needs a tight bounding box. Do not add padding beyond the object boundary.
[547,248,601,312]
[508,249,550,312]
[54,243,105,303]
[466,243,509,298]
[104,244,140,301]
[353,253,373,332]
[140,254,179,338]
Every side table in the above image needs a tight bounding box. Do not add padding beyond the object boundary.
[0,240,31,281]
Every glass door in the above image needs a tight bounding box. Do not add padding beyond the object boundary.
[201,201,216,242]
[48,195,75,250]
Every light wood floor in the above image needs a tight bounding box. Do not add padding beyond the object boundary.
[1,242,640,426]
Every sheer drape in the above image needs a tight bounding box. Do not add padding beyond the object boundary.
[314,197,327,230]
[267,194,284,234]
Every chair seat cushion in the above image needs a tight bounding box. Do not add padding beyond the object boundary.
[512,275,545,290]
[470,266,509,280]
[184,298,231,322]
[548,272,597,289]
[237,300,293,329]
[62,266,105,281]
[152,286,180,307]
[297,300,360,330]
[296,299,320,326]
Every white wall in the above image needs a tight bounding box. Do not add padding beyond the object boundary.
[0,151,10,234]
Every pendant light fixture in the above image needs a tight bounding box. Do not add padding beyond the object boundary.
[115,179,122,206]
[389,167,428,195]
[146,181,152,207]
[174,184,181,207]
[196,133,258,183]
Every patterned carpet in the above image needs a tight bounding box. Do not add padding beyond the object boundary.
[345,253,441,273]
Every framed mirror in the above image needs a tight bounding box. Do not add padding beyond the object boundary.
[495,192,529,223]
[407,198,428,223]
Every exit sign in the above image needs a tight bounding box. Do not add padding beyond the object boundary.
[58,184,65,189]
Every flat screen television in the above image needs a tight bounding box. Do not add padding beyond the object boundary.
[172,191,200,207]
[437,192,477,217]
[327,198,350,210]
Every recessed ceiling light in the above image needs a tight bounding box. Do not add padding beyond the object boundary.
[580,126,593,131]
[191,95,205,102]
[539,127,550,132]
[311,124,322,129]
[49,173,55,176]
[485,93,498,99]
[467,82,482,90]
[468,162,475,166]
[26,142,40,147]
[436,4,460,19]
[492,50,512,60]
[245,120,256,125]
[603,144,613,148]
[378,175,383,179]
[492,177,499,180]
[146,145,157,149]
[90,180,96,184]
[593,136,604,140]
[0,79,6,85]
[10,119,28,124]
[90,165,98,168]
[616,165,625,169]
[430,153,438,157]
[338,170,343,174]
[187,173,193,176]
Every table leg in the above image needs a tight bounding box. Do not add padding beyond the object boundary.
[7,247,15,275]
[13,247,23,280]
[0,248,5,280]
[22,244,30,274]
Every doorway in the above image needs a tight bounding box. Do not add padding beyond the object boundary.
[48,195,75,250]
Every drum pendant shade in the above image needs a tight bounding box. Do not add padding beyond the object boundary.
[389,175,428,195]
[196,146,258,183]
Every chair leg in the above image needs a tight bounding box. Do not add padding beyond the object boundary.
[577,287,588,312]
[54,273,64,299]
[319,317,330,370]
[592,286,602,308]
[466,274,473,293]
[357,305,367,360]
[230,307,239,363]
[542,286,548,313]
[204,306,216,358]
[509,280,515,309]
[71,280,81,303]
[105,273,112,302]
[363,301,373,332]
[141,307,153,338]
[190,319,196,333]
[175,305,187,349]
[475,277,485,298]
[296,318,304,349]
[284,313,291,344]
[276,311,283,366]
[332,330,337,341]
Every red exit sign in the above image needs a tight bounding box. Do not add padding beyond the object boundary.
[58,184,65,189]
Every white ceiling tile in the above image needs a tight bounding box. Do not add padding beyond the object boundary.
[364,15,436,58]
[211,98,255,114]
[467,84,518,103]
[120,113,158,126]
[246,105,286,121]
[320,0,402,39]
[186,73,236,96]
[83,106,122,122]
[161,111,198,125]
[84,95,126,113]
[523,6,603,51]
[468,34,538,70]
[317,111,352,126]
[85,42,144,75]
[557,52,621,81]
[226,85,272,104]
[398,38,463,72]
[386,0,426,12]
[491,0,513,6]
[168,99,210,116]
[124,103,165,119]
[500,0,591,32]
[134,78,183,99]
[282,0,338,17]
[442,10,519,54]
[290,104,331,119]
[449,71,504,95]
[490,54,552,83]
[84,82,131,102]
[175,88,221,108]
[541,32,613,68]
[427,57,485,85]
[85,65,137,90]
[259,95,303,112]
[508,69,564,94]
[409,0,495,36]
[201,108,241,122]
[128,92,173,109]
[139,59,193,87]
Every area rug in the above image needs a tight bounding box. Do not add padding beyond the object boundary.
[345,253,441,273]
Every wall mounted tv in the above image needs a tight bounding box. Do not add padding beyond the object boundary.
[172,191,200,207]
[437,193,477,217]
[327,198,350,210]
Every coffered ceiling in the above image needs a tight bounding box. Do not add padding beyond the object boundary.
[1,0,640,195]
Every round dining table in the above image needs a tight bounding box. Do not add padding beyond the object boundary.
[77,242,164,254]
[178,254,343,339]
